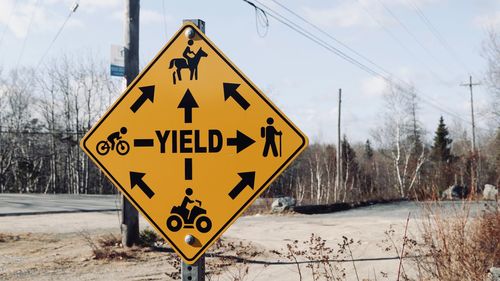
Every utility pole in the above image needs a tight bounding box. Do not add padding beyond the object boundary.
[181,19,206,281]
[336,89,342,202]
[460,75,480,197]
[460,75,480,152]
[122,0,140,247]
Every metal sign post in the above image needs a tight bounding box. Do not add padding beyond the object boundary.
[182,254,205,281]
[181,19,206,281]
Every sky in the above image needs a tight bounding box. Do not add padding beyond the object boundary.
[0,0,498,145]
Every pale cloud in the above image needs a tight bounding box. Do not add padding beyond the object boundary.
[0,0,84,39]
[361,76,387,97]
[141,9,168,25]
[301,0,442,29]
[474,12,500,29]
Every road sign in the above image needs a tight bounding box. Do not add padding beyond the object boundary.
[80,22,308,264]
[110,44,125,77]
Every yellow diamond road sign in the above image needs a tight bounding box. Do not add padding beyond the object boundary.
[81,22,308,263]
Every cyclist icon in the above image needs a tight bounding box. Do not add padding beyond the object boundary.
[96,127,130,156]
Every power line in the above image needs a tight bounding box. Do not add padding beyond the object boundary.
[374,0,457,77]
[15,0,41,69]
[407,0,476,77]
[269,0,486,130]
[356,0,452,87]
[34,2,79,71]
[270,0,392,79]
[252,0,381,77]
[242,0,490,132]
[0,0,20,50]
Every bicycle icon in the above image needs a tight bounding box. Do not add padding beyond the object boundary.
[96,127,130,156]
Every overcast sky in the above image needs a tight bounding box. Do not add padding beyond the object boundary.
[0,0,498,144]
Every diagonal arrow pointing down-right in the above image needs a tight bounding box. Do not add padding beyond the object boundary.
[228,172,256,200]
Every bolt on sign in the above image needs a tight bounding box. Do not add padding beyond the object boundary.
[80,22,308,264]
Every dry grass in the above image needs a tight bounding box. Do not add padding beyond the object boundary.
[409,201,500,281]
[0,233,23,243]
[80,231,136,260]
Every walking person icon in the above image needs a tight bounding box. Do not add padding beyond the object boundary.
[261,117,282,157]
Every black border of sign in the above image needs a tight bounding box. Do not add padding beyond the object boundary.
[82,23,307,263]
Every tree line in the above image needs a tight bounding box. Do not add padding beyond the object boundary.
[0,32,499,202]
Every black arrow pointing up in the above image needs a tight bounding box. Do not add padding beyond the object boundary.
[129,172,155,199]
[228,172,256,200]
[177,89,199,123]
[223,83,250,110]
[227,130,255,153]
[130,85,155,113]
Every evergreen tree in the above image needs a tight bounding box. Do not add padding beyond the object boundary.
[431,116,453,162]
[364,139,374,160]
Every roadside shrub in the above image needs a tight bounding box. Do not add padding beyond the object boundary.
[410,202,499,281]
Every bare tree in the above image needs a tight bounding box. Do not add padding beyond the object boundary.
[484,29,500,125]
[372,83,426,198]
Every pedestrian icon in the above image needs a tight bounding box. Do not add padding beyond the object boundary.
[96,127,130,156]
[167,188,212,233]
[169,39,208,85]
[261,118,282,157]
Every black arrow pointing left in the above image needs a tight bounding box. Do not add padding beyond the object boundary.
[129,171,155,199]
[130,85,155,113]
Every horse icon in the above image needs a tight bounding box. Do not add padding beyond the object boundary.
[169,41,208,85]
[166,188,212,233]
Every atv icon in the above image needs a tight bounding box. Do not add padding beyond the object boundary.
[166,188,212,233]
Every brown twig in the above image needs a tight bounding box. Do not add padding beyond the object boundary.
[397,212,411,281]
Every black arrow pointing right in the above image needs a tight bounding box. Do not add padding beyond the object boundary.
[223,83,250,110]
[227,130,255,153]
[228,172,256,200]
[129,172,155,199]
[177,89,199,123]
[130,85,155,113]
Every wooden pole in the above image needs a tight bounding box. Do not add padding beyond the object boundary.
[121,0,140,247]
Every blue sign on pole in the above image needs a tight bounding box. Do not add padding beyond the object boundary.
[110,64,125,77]
[110,45,125,77]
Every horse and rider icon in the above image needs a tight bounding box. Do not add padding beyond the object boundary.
[169,39,208,85]
[96,127,130,156]
[261,117,282,157]
[166,188,212,233]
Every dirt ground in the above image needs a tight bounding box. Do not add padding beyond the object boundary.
[0,201,489,280]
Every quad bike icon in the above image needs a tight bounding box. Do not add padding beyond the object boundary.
[166,188,212,233]
[96,127,130,156]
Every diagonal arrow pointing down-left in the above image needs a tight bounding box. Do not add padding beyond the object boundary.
[129,172,155,199]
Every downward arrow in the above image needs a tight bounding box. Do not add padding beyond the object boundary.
[228,172,256,200]
[223,83,250,110]
[177,89,199,123]
[130,85,155,113]
[129,172,155,199]
[227,130,255,153]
